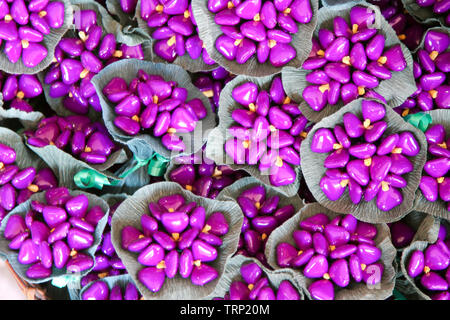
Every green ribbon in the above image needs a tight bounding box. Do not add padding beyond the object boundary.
[393,289,407,300]
[404,112,432,132]
[51,274,80,288]
[73,153,169,190]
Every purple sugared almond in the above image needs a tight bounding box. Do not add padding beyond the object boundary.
[3,188,107,279]
[367,0,424,50]
[105,68,208,153]
[82,279,143,300]
[418,123,450,211]
[44,9,144,115]
[224,76,312,187]
[215,261,301,300]
[25,114,120,165]
[395,30,449,116]
[120,0,138,14]
[415,0,450,27]
[302,6,407,111]
[0,142,58,223]
[169,148,248,199]
[388,219,415,249]
[0,72,42,112]
[140,0,215,64]
[276,212,384,300]
[121,193,229,292]
[235,185,296,266]
[0,0,65,68]
[406,225,450,300]
[310,99,421,212]
[191,66,235,113]
[209,0,313,67]
[81,201,127,287]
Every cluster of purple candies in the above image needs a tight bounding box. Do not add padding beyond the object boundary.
[216,261,301,300]
[302,6,407,111]
[406,225,450,300]
[310,99,421,211]
[419,123,450,210]
[44,9,144,115]
[82,279,143,300]
[0,142,58,223]
[25,114,120,165]
[276,212,384,300]
[236,185,296,265]
[416,0,450,26]
[0,0,65,68]
[105,69,208,153]
[121,193,229,292]
[3,188,107,279]
[225,76,312,187]
[210,0,313,66]
[169,148,248,199]
[140,0,215,64]
[0,72,42,112]
[395,30,449,116]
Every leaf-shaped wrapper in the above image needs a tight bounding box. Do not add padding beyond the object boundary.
[400,217,449,300]
[206,255,306,300]
[282,1,416,123]
[110,181,243,300]
[93,59,216,160]
[0,0,73,75]
[402,0,448,29]
[0,190,109,283]
[205,74,305,197]
[191,0,319,76]
[265,202,397,300]
[300,98,427,223]
[0,93,44,130]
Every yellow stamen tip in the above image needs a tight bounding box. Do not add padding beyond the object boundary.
[255,202,261,210]
[202,224,212,234]
[193,260,202,267]
[261,233,267,240]
[50,228,55,233]
[253,13,260,21]
[234,38,243,46]
[269,125,277,132]
[283,96,291,104]
[98,272,108,278]
[364,158,372,167]
[361,263,367,271]
[171,233,180,241]
[16,91,25,100]
[401,109,410,117]
[138,234,145,239]
[357,86,366,96]
[0,163,4,170]
[156,260,166,269]
[333,143,343,150]
[156,4,164,12]
[4,14,12,22]
[152,95,159,104]
[316,49,325,57]
[202,89,214,98]
[429,90,438,99]
[323,273,330,280]
[184,10,190,19]
[113,50,123,58]
[437,177,445,184]
[167,35,176,46]
[275,156,283,167]
[227,1,234,9]
[283,7,291,14]
[319,83,330,93]
[185,184,193,191]
[212,167,222,178]
[80,68,89,79]
[21,40,29,49]
[424,266,431,274]
[391,147,402,154]
[352,24,358,34]
[437,142,447,149]
[248,284,254,291]
[340,179,349,187]
[342,56,351,66]
[168,208,174,213]
[398,34,406,41]
[78,31,87,42]
[84,146,92,153]
[381,181,390,192]
[242,140,250,149]
[131,115,140,122]
[27,184,39,193]
[248,103,256,112]
[167,128,177,134]
[70,249,77,257]
[300,131,308,139]
[363,119,371,129]
[429,51,439,61]
[268,39,277,48]
[377,56,387,65]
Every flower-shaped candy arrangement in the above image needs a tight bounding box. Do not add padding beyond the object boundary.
[82,279,142,300]
[302,6,407,111]
[44,8,144,115]
[105,68,208,153]
[0,72,42,112]
[120,193,230,292]
[309,99,421,212]
[224,76,311,187]
[3,188,107,279]
[415,0,450,26]
[208,0,313,67]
